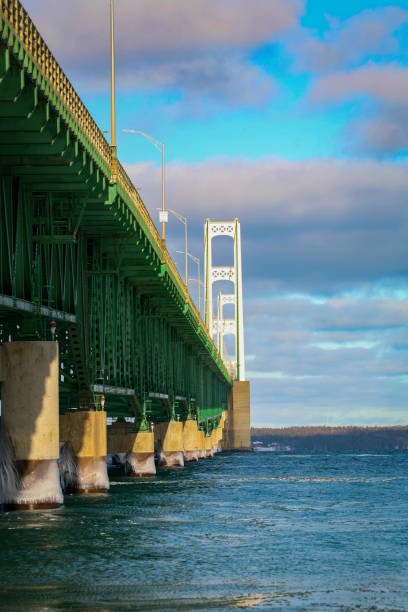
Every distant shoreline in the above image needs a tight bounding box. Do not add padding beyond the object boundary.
[251,425,408,452]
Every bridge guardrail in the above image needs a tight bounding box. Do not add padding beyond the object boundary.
[1,0,112,167]
[1,0,229,380]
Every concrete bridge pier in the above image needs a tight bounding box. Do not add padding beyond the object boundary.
[183,420,199,461]
[213,421,221,453]
[107,422,156,477]
[0,342,63,510]
[125,439,155,476]
[60,411,109,493]
[155,421,184,467]
[197,430,206,458]
[216,414,227,451]
[204,435,214,458]
[222,382,251,451]
[211,428,221,454]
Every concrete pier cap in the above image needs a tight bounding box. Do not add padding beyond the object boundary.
[0,341,63,510]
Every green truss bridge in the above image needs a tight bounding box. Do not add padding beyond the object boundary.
[0,1,250,510]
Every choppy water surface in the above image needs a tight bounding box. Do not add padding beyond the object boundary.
[0,452,407,611]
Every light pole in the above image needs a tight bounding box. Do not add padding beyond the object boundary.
[177,251,200,313]
[165,209,188,287]
[123,129,166,241]
[110,0,117,181]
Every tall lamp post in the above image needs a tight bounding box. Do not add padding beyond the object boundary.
[123,129,166,241]
[163,209,188,287]
[177,251,201,313]
[110,0,117,181]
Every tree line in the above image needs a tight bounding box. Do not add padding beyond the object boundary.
[251,425,408,451]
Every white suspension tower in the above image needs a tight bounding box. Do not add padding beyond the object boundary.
[204,219,245,381]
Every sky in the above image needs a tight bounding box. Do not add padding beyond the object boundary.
[22,0,408,427]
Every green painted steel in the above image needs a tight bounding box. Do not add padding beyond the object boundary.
[0,0,231,432]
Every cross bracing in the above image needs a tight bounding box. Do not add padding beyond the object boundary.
[0,0,231,432]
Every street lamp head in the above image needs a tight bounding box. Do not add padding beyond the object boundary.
[124,130,166,240]
[176,250,199,264]
[122,129,163,150]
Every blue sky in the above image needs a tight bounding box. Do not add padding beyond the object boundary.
[23,0,408,426]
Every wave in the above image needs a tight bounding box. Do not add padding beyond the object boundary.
[206,476,380,483]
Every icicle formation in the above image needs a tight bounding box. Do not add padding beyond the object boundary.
[0,424,63,507]
[184,449,199,462]
[158,450,184,467]
[59,441,77,492]
[125,451,156,477]
[14,461,63,506]
[76,457,110,491]
[112,453,127,466]
[60,442,109,492]
[0,424,20,505]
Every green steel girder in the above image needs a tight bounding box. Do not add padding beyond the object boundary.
[0,102,49,131]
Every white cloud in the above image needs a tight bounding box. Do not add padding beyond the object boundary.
[308,64,408,155]
[23,0,302,58]
[21,0,302,109]
[284,6,408,155]
[310,64,408,105]
[247,370,325,380]
[125,155,408,291]
[309,341,379,350]
[290,7,408,73]
[245,289,407,426]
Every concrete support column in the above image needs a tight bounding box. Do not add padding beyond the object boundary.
[60,411,109,493]
[155,421,184,467]
[107,423,155,477]
[217,421,225,451]
[197,430,206,459]
[204,435,213,457]
[215,415,226,451]
[183,420,199,461]
[126,432,155,476]
[211,428,221,454]
[222,381,251,451]
[0,341,63,510]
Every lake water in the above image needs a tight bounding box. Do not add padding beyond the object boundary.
[0,451,407,611]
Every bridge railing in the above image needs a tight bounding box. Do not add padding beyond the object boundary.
[1,0,227,374]
[1,0,112,167]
